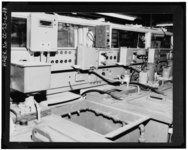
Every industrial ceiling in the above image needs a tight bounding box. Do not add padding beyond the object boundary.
[57,12,173,32]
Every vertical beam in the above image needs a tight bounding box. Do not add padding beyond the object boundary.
[145,32,152,48]
[171,36,173,49]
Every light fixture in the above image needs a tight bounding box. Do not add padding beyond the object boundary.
[72,12,77,15]
[95,18,105,22]
[156,23,173,27]
[153,34,165,37]
[96,13,136,21]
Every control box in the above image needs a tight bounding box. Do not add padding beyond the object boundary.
[11,61,51,93]
[95,25,110,48]
[148,48,159,63]
[98,49,118,66]
[28,13,58,52]
[119,47,133,66]
[77,46,98,70]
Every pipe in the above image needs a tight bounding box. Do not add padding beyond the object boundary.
[40,52,43,62]
[46,52,50,63]
[168,124,173,143]
[10,109,18,123]
[104,117,148,139]
[138,124,146,142]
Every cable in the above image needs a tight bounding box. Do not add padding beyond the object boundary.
[123,66,141,73]
[72,67,161,95]
[130,70,136,81]
[91,70,161,94]
[141,62,147,70]
[48,97,81,106]
[117,63,146,73]
[87,31,95,42]
[151,89,164,95]
[130,71,140,82]
[81,89,123,100]
[119,64,144,82]
[130,82,164,95]
[90,70,121,85]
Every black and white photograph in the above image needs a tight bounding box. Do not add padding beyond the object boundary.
[2,2,185,148]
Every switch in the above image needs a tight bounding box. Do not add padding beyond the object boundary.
[101,53,108,59]
[101,61,107,66]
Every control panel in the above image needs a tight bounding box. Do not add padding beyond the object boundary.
[11,12,173,95]
[158,49,171,62]
[98,49,118,66]
[148,48,171,63]
[148,48,159,63]
[119,47,133,66]
[77,46,99,70]
[50,50,76,71]
[95,25,111,48]
[28,13,58,52]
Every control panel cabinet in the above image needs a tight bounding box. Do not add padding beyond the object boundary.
[28,13,58,52]
[95,25,111,48]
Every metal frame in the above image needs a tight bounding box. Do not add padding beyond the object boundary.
[11,12,173,52]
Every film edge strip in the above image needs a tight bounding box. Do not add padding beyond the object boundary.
[2,7,8,67]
